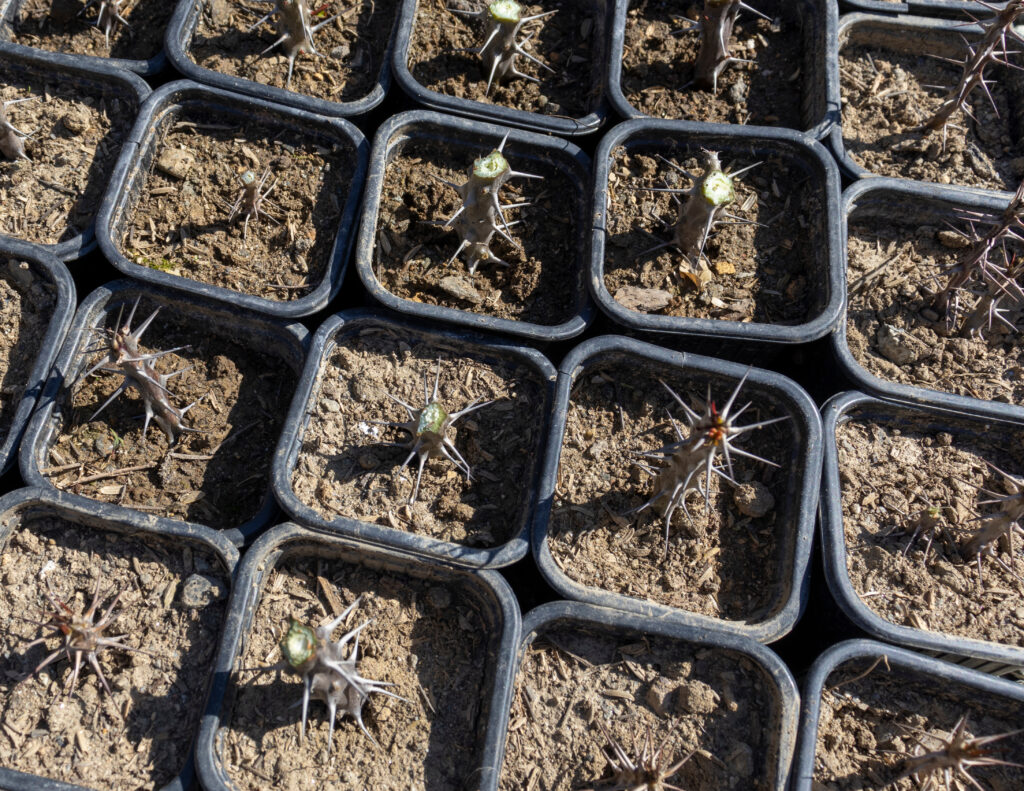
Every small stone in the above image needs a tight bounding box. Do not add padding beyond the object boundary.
[645,677,675,716]
[936,229,970,249]
[321,398,341,413]
[61,108,90,135]
[714,260,736,276]
[615,286,672,312]
[727,75,746,105]
[677,679,719,714]
[439,275,483,305]
[876,324,920,365]
[93,435,114,456]
[427,586,452,609]
[180,573,223,608]
[156,148,195,180]
[358,453,377,470]
[733,482,775,518]
[541,101,562,115]
[585,440,610,460]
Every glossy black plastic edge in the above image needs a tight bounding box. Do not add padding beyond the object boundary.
[0,237,75,476]
[390,0,610,137]
[0,0,167,76]
[17,279,311,548]
[271,307,557,568]
[354,109,595,343]
[834,178,1024,423]
[164,0,393,118]
[789,638,1024,790]
[0,485,239,791]
[827,12,1017,196]
[95,80,369,320]
[531,335,822,643]
[819,391,1024,672]
[0,45,150,261]
[605,0,839,141]
[590,118,844,346]
[838,0,1007,17]
[194,521,522,791]
[484,600,800,791]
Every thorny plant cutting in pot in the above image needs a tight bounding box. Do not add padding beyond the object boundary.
[620,0,805,126]
[0,516,228,789]
[189,0,398,102]
[0,75,135,247]
[374,133,581,325]
[813,655,1024,790]
[42,297,296,530]
[6,0,173,62]
[408,0,602,118]
[604,144,819,324]
[839,0,1023,192]
[291,328,547,549]
[845,180,1024,406]
[836,406,1024,650]
[222,554,497,787]
[123,112,356,302]
[548,362,795,623]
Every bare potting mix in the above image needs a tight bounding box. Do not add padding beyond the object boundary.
[1,0,1023,789]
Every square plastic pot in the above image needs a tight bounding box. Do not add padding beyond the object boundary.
[0,237,75,476]
[590,118,843,358]
[821,390,1024,680]
[489,600,799,791]
[272,308,557,569]
[827,12,1022,192]
[532,335,821,644]
[195,522,520,791]
[0,0,167,76]
[791,639,1024,791]
[606,0,838,139]
[355,110,595,343]
[0,46,149,261]
[95,80,368,320]
[839,0,1008,16]
[835,178,1024,424]
[164,0,393,118]
[18,279,310,548]
[391,0,611,137]
[0,486,239,791]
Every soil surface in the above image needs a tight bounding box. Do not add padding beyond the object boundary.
[408,0,602,121]
[0,514,228,791]
[548,358,796,624]
[291,325,548,548]
[603,145,820,324]
[620,0,805,127]
[836,408,1024,647]
[42,296,297,530]
[839,40,1021,192]
[500,623,781,791]
[0,73,134,246]
[190,0,397,104]
[0,259,54,439]
[124,111,355,302]
[374,138,581,326]
[7,0,171,62]
[845,210,1024,406]
[222,550,493,790]
[814,655,1024,789]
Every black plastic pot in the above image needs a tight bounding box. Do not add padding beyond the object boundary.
[532,335,821,643]
[828,13,1021,192]
[391,0,610,137]
[164,0,393,118]
[791,639,1024,790]
[489,600,799,791]
[590,118,843,358]
[355,110,595,343]
[0,485,239,791]
[606,0,838,138]
[0,237,75,476]
[839,0,1008,17]
[0,0,167,76]
[19,279,310,547]
[0,46,149,261]
[95,80,368,320]
[820,391,1024,680]
[272,307,557,569]
[195,521,520,791]
[836,178,1024,423]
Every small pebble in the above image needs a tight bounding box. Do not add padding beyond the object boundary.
[321,398,341,413]
[180,573,222,608]
[93,435,114,456]
[733,482,775,518]
[427,587,451,609]
[156,148,196,180]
